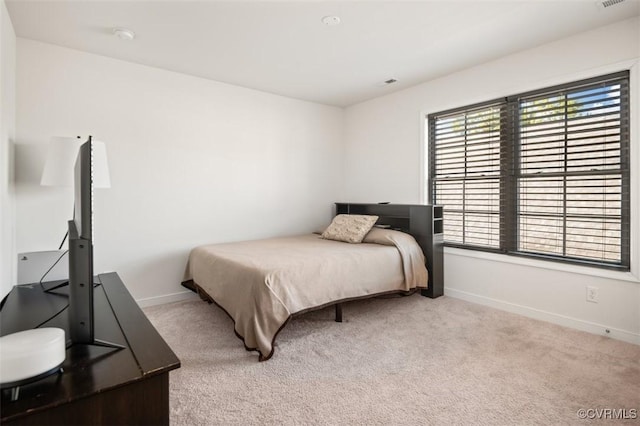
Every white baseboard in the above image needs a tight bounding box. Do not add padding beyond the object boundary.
[136,290,198,308]
[445,287,640,346]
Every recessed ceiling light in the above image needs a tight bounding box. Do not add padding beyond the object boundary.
[113,27,135,41]
[321,16,341,26]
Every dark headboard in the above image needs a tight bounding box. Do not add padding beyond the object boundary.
[335,203,443,298]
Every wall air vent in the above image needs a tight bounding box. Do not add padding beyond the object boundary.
[597,0,625,8]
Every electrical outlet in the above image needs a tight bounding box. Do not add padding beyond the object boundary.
[586,286,599,303]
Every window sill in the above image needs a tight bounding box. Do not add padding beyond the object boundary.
[444,246,640,283]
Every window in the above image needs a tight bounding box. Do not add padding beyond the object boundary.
[428,71,630,270]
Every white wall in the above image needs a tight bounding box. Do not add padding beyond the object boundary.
[12,16,640,344]
[0,0,16,301]
[344,17,640,344]
[15,39,343,305]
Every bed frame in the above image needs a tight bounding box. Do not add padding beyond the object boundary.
[182,202,443,359]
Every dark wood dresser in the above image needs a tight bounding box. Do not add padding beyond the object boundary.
[0,272,180,425]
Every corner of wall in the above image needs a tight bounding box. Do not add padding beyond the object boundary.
[0,0,17,300]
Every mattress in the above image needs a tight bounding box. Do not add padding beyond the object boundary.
[184,230,428,360]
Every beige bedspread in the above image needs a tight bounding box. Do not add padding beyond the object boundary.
[184,230,428,360]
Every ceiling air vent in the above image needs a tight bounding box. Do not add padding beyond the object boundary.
[597,0,625,8]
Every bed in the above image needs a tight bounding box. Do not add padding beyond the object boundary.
[182,203,443,361]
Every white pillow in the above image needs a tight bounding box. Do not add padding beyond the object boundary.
[321,214,379,243]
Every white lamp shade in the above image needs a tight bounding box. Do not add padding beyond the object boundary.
[91,140,111,188]
[40,136,111,188]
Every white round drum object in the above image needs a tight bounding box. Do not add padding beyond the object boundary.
[0,328,66,385]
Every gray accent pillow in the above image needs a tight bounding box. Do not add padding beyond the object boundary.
[321,214,379,243]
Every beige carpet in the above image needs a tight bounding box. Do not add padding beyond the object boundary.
[144,295,640,425]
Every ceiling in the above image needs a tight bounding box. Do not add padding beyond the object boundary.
[6,0,640,107]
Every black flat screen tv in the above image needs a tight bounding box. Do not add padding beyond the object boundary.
[67,138,95,344]
[67,137,121,351]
